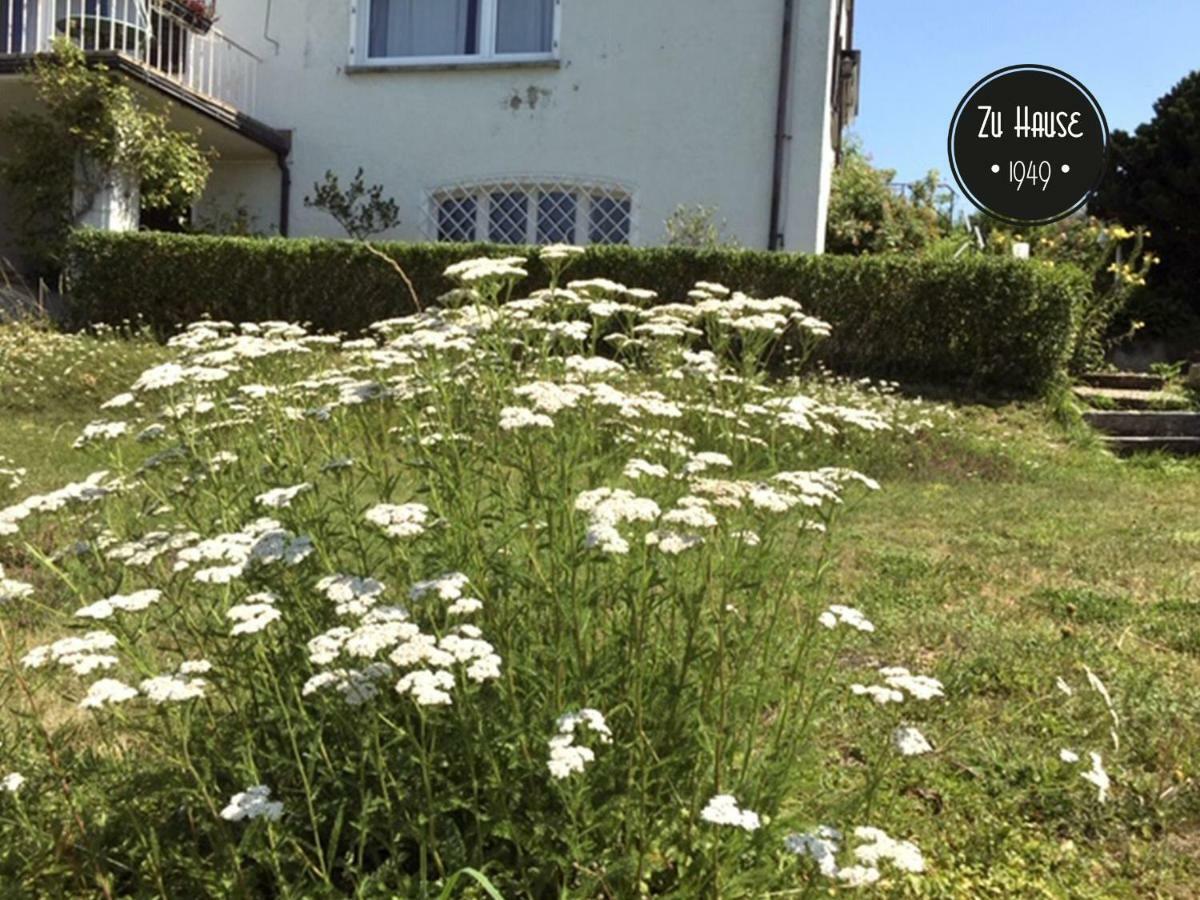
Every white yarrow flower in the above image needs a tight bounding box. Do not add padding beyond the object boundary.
[499,406,554,430]
[75,589,163,620]
[785,826,841,876]
[547,708,611,779]
[80,678,138,710]
[254,483,312,509]
[140,675,207,704]
[220,785,283,822]
[364,503,430,539]
[892,725,933,756]
[700,794,761,832]
[819,604,875,633]
[836,865,881,887]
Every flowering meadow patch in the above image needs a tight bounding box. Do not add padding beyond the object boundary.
[0,252,1120,896]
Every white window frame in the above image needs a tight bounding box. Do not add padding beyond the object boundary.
[351,0,561,68]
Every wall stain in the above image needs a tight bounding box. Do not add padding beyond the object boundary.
[506,86,552,112]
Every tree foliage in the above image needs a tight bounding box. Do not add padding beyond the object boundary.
[0,41,212,271]
[824,142,949,255]
[303,168,401,240]
[664,204,740,249]
[1091,69,1200,322]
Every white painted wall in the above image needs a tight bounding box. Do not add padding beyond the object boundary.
[207,0,842,251]
[195,159,283,235]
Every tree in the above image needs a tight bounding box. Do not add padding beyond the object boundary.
[0,41,212,271]
[1091,70,1200,320]
[824,141,947,255]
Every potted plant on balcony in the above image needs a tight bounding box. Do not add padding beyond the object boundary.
[159,0,218,34]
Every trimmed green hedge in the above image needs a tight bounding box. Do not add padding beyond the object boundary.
[64,231,1089,391]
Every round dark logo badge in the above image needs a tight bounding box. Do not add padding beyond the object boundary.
[948,65,1109,225]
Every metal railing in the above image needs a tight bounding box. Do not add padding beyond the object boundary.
[1,0,259,114]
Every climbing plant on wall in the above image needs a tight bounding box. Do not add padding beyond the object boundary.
[0,40,212,271]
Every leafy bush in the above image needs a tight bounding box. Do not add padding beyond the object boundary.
[824,143,950,255]
[938,216,1157,371]
[64,231,1088,392]
[303,168,401,240]
[0,255,970,896]
[0,42,211,270]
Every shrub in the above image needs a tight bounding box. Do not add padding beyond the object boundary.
[0,42,211,271]
[64,230,1088,392]
[1,256,960,896]
[824,142,951,255]
[953,216,1158,371]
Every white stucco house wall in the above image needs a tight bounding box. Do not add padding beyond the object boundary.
[0,0,858,269]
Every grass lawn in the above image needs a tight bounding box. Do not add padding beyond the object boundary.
[1,315,1198,897]
[823,415,1200,896]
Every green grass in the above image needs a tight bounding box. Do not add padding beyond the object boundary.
[3,320,1200,897]
[817,411,1200,896]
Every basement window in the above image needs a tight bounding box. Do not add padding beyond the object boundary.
[360,0,559,65]
[429,180,634,246]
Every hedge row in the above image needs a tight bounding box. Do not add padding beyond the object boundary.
[64,231,1089,391]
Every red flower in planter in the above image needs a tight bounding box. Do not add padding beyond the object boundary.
[177,0,217,23]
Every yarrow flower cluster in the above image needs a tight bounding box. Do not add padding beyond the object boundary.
[852,666,944,705]
[23,631,119,676]
[700,794,761,832]
[0,263,960,892]
[819,604,875,632]
[0,565,34,602]
[547,708,612,779]
[301,570,500,710]
[364,502,430,539]
[786,825,924,885]
[75,589,163,621]
[220,785,284,822]
[174,517,312,584]
[228,593,282,635]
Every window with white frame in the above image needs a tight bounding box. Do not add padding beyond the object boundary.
[428,180,634,246]
[363,0,558,63]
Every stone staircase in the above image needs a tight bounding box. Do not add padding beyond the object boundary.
[1076,373,1200,456]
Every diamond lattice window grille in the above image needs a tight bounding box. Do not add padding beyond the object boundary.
[425,178,635,246]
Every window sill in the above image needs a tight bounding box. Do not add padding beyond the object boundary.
[346,57,561,75]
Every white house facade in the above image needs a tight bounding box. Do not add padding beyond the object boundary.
[0,0,858,268]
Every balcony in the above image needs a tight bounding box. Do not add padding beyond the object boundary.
[0,0,259,114]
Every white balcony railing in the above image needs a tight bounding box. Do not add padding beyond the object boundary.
[1,0,259,115]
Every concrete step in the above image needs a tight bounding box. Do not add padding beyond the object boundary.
[1073,385,1190,410]
[1081,371,1166,391]
[1105,436,1200,456]
[1084,411,1200,437]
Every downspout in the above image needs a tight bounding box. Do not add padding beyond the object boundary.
[266,0,286,234]
[833,0,851,163]
[277,151,291,237]
[768,0,795,251]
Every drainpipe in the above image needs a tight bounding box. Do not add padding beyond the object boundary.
[277,151,291,236]
[768,0,795,251]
